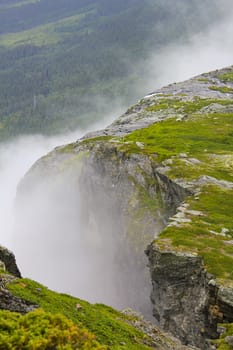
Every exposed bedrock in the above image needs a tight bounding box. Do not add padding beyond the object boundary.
[13,141,189,318]
[0,245,21,278]
[146,244,233,349]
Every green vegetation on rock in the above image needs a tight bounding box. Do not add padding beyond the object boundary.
[0,308,106,349]
[7,278,154,349]
[158,185,233,280]
[209,85,233,94]
[219,71,233,83]
[213,324,233,349]
[113,93,233,283]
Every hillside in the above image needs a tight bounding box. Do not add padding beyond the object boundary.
[0,0,225,138]
[10,65,233,349]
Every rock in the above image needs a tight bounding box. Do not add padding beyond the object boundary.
[146,244,218,349]
[0,246,21,277]
[179,153,188,158]
[225,336,233,346]
[136,141,145,148]
[217,325,226,335]
[121,308,199,350]
[0,275,38,314]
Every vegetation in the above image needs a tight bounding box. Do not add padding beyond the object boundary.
[209,85,233,93]
[109,95,233,282]
[0,308,106,349]
[7,278,154,349]
[213,323,233,349]
[0,0,226,139]
[219,71,233,83]
[146,96,233,114]
[158,185,233,280]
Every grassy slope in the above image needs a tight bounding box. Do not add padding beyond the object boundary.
[122,106,233,282]
[0,0,223,138]
[5,277,159,349]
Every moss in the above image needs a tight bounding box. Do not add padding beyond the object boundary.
[157,185,233,280]
[127,180,164,253]
[197,78,210,83]
[213,323,233,349]
[56,143,76,153]
[145,97,233,114]
[219,71,233,83]
[112,98,233,282]
[7,278,153,350]
[120,112,233,172]
[209,85,233,94]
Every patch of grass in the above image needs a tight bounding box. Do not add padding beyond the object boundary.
[213,323,233,349]
[219,71,233,83]
[157,185,233,280]
[197,78,210,83]
[56,143,76,153]
[7,278,153,350]
[0,308,105,349]
[146,97,233,114]
[209,86,233,94]
[120,112,233,172]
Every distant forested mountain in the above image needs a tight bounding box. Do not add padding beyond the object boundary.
[0,0,224,138]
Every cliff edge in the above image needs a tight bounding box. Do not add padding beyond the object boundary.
[13,66,233,349]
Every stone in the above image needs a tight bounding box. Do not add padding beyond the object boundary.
[146,244,219,349]
[225,336,233,346]
[0,246,21,277]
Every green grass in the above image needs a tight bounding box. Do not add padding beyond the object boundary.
[209,86,233,94]
[213,323,233,349]
[197,78,210,83]
[113,101,233,282]
[219,71,233,83]
[0,308,106,349]
[7,278,153,350]
[145,97,233,114]
[156,185,233,281]
[121,112,233,170]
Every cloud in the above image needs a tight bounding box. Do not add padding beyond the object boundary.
[144,4,233,91]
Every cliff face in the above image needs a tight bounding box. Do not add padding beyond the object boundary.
[13,65,233,348]
[146,245,216,348]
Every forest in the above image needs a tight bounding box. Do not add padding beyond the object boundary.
[0,0,223,138]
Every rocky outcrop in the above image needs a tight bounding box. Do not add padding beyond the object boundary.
[0,246,21,277]
[0,279,38,314]
[146,244,233,349]
[146,245,216,349]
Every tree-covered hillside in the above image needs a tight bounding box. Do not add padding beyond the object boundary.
[0,0,225,138]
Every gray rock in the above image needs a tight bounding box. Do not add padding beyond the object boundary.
[0,246,21,277]
[225,336,233,346]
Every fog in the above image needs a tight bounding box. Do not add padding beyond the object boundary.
[0,111,120,249]
[143,2,233,92]
[1,2,233,314]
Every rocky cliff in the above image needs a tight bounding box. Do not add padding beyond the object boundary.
[12,65,233,349]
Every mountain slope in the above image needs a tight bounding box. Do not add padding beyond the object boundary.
[0,0,226,138]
